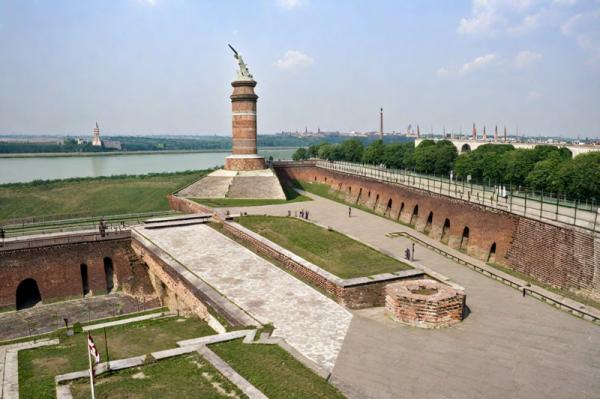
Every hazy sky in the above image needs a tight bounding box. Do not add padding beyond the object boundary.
[1,0,599,137]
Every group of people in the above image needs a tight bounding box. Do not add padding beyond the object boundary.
[288,209,310,220]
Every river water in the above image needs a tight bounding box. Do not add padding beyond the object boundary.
[0,149,295,184]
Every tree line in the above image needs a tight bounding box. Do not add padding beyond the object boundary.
[292,139,600,201]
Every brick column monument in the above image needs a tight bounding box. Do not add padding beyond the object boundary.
[225,45,265,171]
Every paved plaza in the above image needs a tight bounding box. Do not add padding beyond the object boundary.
[135,224,353,372]
[223,192,600,399]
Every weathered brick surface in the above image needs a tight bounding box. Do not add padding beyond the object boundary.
[275,163,600,301]
[130,238,211,321]
[168,194,214,214]
[0,233,152,309]
[385,279,465,328]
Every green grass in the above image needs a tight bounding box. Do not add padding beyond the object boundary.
[236,215,411,279]
[211,339,345,399]
[69,353,247,399]
[18,316,216,399]
[191,183,311,208]
[0,170,208,223]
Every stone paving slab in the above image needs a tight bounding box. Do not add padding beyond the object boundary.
[178,330,253,347]
[82,312,165,331]
[136,224,353,372]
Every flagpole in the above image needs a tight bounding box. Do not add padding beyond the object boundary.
[87,335,96,399]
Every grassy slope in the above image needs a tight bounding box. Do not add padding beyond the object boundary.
[237,215,411,279]
[211,339,345,399]
[18,317,215,399]
[0,171,206,222]
[191,183,311,208]
[69,353,246,399]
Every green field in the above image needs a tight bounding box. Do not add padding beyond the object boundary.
[18,316,215,399]
[236,215,411,279]
[0,171,207,223]
[192,184,310,208]
[69,353,246,399]
[211,339,345,399]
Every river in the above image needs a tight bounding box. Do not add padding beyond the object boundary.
[0,149,295,184]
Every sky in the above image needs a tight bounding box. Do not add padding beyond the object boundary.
[0,0,599,138]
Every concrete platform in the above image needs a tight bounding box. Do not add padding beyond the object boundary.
[178,168,286,200]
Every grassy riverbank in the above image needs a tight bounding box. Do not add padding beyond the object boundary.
[0,171,207,223]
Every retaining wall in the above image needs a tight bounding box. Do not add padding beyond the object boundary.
[274,163,600,301]
[222,221,425,309]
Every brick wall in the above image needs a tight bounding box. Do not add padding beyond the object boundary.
[167,194,214,215]
[0,232,155,309]
[275,163,600,301]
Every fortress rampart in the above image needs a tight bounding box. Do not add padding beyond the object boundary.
[274,162,600,302]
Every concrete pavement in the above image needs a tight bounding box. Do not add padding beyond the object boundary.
[222,192,600,399]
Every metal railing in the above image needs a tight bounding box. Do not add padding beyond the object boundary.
[314,160,600,233]
[0,210,175,238]
[390,231,600,325]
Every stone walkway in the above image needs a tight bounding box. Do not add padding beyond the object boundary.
[134,224,352,372]
[222,192,600,399]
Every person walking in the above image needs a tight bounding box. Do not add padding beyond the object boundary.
[348,207,352,217]
[411,243,415,261]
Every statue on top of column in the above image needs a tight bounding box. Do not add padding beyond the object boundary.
[228,44,253,81]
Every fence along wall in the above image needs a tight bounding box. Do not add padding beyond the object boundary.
[274,163,600,302]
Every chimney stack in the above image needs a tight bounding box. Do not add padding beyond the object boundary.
[379,108,384,140]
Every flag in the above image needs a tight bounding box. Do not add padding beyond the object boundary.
[88,334,100,364]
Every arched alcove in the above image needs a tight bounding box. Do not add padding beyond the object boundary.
[357,188,362,203]
[80,264,90,296]
[424,212,433,234]
[488,242,497,263]
[374,194,380,209]
[386,198,393,215]
[460,226,470,251]
[16,279,42,310]
[104,257,115,293]
[441,218,451,242]
[410,205,419,226]
[461,143,471,153]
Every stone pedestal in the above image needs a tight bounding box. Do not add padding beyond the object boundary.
[226,80,265,171]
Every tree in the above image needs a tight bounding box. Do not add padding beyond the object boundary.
[525,153,565,193]
[340,139,364,162]
[292,147,308,161]
[362,140,386,165]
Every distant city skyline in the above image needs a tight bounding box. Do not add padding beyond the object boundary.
[1,0,599,138]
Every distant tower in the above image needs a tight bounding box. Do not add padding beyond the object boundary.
[92,122,101,147]
[379,108,384,140]
[494,125,498,142]
[483,125,487,141]
[504,126,507,142]
[417,125,420,138]
[472,123,477,140]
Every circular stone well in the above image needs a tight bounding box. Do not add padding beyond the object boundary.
[385,279,465,328]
